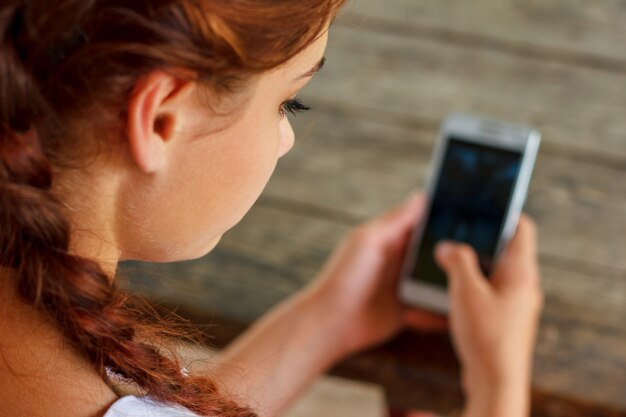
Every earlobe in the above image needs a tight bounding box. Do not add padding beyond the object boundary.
[126,71,190,174]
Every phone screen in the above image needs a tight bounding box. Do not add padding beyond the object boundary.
[410,137,523,288]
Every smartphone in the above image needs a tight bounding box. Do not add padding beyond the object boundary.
[398,113,541,313]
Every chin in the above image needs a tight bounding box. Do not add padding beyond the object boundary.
[144,234,224,264]
[178,234,223,262]
[204,234,223,253]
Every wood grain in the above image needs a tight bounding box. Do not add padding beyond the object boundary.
[305,24,626,162]
[339,0,626,66]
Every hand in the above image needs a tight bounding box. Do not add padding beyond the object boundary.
[434,215,543,417]
[304,192,447,360]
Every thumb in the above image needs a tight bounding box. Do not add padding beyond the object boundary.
[434,241,490,295]
[492,215,540,292]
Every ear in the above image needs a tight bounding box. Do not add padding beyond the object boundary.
[126,70,195,173]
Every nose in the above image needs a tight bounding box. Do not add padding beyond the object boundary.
[278,118,295,158]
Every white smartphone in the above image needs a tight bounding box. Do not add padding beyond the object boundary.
[398,113,541,313]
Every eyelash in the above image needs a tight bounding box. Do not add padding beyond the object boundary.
[279,98,311,118]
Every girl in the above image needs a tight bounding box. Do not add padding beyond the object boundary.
[0,1,543,416]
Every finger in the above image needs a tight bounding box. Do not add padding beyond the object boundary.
[386,238,411,288]
[434,241,491,296]
[402,308,448,332]
[493,214,540,290]
[502,214,538,267]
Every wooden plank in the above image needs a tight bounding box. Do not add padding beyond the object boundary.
[269,108,626,272]
[120,202,626,412]
[303,24,626,162]
[339,0,626,64]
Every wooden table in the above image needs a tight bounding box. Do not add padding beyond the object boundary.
[121,1,626,416]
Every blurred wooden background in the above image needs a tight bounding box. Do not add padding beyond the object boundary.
[121,1,626,416]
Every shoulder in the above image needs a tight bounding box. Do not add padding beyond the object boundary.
[104,395,204,417]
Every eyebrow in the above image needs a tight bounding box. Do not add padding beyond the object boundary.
[298,56,326,80]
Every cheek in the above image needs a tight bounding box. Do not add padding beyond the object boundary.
[187,124,279,228]
[131,114,281,261]
[119,105,287,262]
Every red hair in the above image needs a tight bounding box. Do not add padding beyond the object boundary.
[0,0,345,415]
